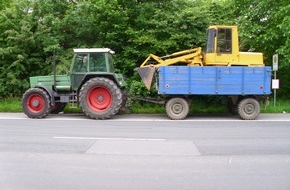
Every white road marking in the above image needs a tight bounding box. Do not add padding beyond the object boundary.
[53,136,166,141]
[229,157,232,165]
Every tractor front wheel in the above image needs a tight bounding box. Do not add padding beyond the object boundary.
[22,88,51,118]
[79,77,122,119]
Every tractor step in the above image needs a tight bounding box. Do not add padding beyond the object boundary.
[69,93,78,108]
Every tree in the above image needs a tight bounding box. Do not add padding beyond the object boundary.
[234,0,290,96]
[0,0,70,97]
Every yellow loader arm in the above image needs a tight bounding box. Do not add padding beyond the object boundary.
[136,47,203,90]
[140,47,203,68]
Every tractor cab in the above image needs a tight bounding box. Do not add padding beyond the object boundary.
[71,48,115,73]
[70,48,116,91]
[51,48,116,92]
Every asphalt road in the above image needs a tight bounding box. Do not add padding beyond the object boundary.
[0,113,290,190]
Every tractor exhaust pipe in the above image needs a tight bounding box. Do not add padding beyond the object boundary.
[53,50,57,92]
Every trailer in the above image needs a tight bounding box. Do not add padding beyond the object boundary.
[154,66,272,120]
[135,25,272,120]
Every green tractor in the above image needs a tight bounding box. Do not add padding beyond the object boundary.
[22,48,127,119]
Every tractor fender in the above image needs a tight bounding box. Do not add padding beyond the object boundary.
[80,74,125,90]
[34,84,55,106]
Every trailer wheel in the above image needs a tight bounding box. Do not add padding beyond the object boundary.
[227,98,238,115]
[22,88,51,118]
[79,77,122,119]
[238,98,260,120]
[165,97,189,120]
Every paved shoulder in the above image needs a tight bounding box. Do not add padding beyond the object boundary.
[0,113,290,121]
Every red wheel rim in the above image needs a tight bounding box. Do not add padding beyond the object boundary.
[27,94,45,113]
[87,86,112,111]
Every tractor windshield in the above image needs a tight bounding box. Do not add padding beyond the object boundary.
[206,28,215,53]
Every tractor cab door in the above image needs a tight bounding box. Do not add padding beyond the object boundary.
[89,53,108,72]
[71,53,88,91]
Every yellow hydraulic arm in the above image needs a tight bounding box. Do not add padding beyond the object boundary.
[136,47,203,90]
[140,47,203,68]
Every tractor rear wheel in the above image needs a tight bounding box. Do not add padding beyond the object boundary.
[238,98,260,120]
[22,88,51,118]
[79,77,122,119]
[165,97,189,120]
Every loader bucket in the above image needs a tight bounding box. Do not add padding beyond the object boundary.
[135,66,155,91]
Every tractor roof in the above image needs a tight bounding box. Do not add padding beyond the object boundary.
[73,48,115,54]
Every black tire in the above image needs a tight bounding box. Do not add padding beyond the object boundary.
[238,98,260,120]
[165,97,189,120]
[120,89,129,113]
[50,103,67,114]
[227,98,238,115]
[79,77,122,119]
[22,88,51,118]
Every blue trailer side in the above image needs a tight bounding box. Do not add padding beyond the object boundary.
[158,66,271,95]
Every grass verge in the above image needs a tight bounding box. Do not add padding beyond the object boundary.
[0,98,22,112]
